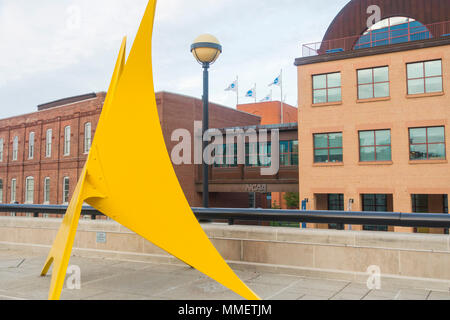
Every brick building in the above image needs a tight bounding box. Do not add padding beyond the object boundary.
[0,91,262,211]
[296,0,450,233]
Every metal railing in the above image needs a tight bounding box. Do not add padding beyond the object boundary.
[302,20,450,57]
[0,204,449,229]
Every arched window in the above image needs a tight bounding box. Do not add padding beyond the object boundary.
[12,136,19,161]
[355,17,431,49]
[46,129,52,158]
[28,132,35,159]
[0,138,4,162]
[63,177,70,204]
[44,177,50,204]
[10,178,17,203]
[64,126,71,156]
[25,177,34,204]
[84,122,92,154]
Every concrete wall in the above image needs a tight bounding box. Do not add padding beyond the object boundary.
[1,217,449,290]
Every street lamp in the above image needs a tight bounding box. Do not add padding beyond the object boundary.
[191,34,222,208]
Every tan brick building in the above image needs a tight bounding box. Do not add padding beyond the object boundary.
[296,0,449,233]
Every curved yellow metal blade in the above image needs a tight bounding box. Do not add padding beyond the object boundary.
[40,37,127,301]
[42,0,260,300]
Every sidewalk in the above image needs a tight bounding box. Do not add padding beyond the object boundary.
[0,248,449,300]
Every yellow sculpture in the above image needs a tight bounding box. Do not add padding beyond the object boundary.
[40,0,260,301]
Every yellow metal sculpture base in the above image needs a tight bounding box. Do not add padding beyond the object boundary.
[41,0,260,301]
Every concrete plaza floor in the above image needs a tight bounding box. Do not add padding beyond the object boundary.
[0,247,449,300]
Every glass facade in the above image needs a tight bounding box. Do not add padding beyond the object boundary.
[214,140,298,168]
[407,60,443,95]
[358,66,389,99]
[313,72,341,104]
[314,133,343,163]
[409,126,446,160]
[355,18,431,49]
[359,130,392,162]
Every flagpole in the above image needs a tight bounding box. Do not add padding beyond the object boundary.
[236,76,239,107]
[280,69,284,124]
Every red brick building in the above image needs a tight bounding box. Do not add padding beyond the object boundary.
[0,91,261,210]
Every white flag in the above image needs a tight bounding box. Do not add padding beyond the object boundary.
[245,87,256,98]
[260,91,272,102]
[225,80,238,92]
[269,74,282,87]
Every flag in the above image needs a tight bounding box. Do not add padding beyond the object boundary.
[269,74,282,87]
[245,87,256,98]
[225,80,238,92]
[260,91,272,102]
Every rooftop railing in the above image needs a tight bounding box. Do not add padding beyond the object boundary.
[1,204,449,229]
[302,20,450,57]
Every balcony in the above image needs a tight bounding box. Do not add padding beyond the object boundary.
[302,20,450,57]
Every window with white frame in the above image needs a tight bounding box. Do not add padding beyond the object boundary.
[0,138,4,162]
[46,129,52,158]
[63,177,70,204]
[28,132,35,159]
[25,177,34,204]
[12,136,18,161]
[44,177,50,204]
[11,179,17,203]
[84,122,92,154]
[64,126,71,156]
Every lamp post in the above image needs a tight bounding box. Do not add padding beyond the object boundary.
[191,34,222,208]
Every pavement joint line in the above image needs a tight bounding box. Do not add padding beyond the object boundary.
[265,279,304,300]
[393,290,402,300]
[425,290,432,300]
[15,259,26,268]
[328,281,352,300]
[360,289,372,300]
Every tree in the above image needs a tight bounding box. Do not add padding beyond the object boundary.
[283,192,299,209]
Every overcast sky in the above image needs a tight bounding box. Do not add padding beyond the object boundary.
[0,0,350,119]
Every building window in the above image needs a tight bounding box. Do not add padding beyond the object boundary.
[357,66,389,99]
[280,141,299,166]
[11,179,17,203]
[412,194,429,213]
[409,126,446,160]
[359,130,392,162]
[328,194,344,230]
[63,177,70,204]
[84,122,92,154]
[444,195,448,214]
[12,136,18,161]
[0,179,3,203]
[28,132,35,159]
[312,72,341,104]
[407,60,443,95]
[46,129,52,158]
[314,133,343,163]
[64,126,71,156]
[362,194,389,232]
[328,194,344,211]
[44,177,50,204]
[25,177,34,204]
[0,138,4,162]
